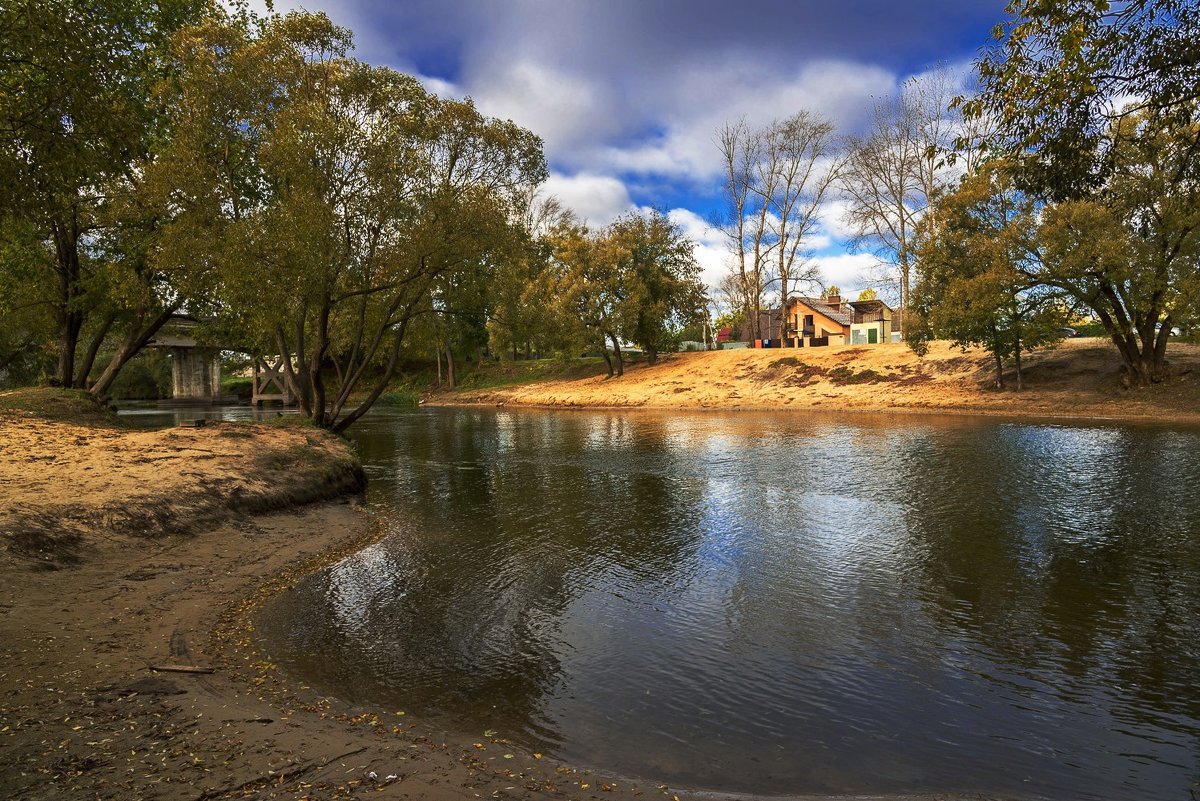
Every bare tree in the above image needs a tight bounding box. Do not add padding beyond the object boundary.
[761,112,844,314]
[840,68,961,313]
[717,111,843,341]
[718,119,770,340]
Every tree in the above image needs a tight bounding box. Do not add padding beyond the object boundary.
[487,193,576,360]
[910,162,1068,389]
[841,69,962,311]
[548,221,626,376]
[0,0,215,389]
[150,12,546,430]
[608,209,705,365]
[1037,110,1200,385]
[964,3,1200,385]
[965,0,1200,199]
[717,112,842,340]
[857,288,878,301]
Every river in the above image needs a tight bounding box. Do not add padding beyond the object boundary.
[239,407,1200,799]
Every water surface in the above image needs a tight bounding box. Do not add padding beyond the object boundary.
[257,408,1200,799]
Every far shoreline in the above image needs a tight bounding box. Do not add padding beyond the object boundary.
[428,339,1200,427]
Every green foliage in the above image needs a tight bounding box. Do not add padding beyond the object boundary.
[0,0,219,390]
[857,288,878,301]
[966,0,1200,198]
[376,390,421,408]
[103,351,172,400]
[544,209,704,372]
[609,210,706,363]
[963,1,1200,385]
[221,376,254,399]
[911,162,1069,388]
[713,309,745,335]
[147,12,546,430]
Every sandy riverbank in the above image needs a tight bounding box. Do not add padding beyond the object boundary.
[0,392,1006,800]
[440,339,1200,423]
[0,401,647,801]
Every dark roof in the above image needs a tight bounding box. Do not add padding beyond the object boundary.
[793,297,852,326]
[848,298,892,314]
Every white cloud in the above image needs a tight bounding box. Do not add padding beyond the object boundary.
[542,172,634,227]
[471,60,619,152]
[666,208,729,290]
[808,253,885,297]
[416,74,462,100]
[561,59,898,183]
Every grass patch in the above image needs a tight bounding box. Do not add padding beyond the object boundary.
[828,366,885,385]
[0,387,122,427]
[221,376,254,399]
[376,389,420,407]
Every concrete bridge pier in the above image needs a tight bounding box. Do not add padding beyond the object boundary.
[170,347,222,403]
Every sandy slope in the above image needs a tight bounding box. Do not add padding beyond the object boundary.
[0,415,364,568]
[446,339,1200,422]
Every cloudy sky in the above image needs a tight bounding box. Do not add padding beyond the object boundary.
[265,0,1008,295]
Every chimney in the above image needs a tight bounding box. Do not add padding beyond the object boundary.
[825,294,841,310]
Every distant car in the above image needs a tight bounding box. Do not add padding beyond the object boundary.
[1057,327,1078,338]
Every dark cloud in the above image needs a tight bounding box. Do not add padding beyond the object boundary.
[332,0,1006,81]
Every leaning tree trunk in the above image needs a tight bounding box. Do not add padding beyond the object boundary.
[89,307,178,401]
[75,313,117,389]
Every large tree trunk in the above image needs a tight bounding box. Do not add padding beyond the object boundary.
[52,214,85,387]
[55,311,83,387]
[75,312,117,389]
[445,346,456,389]
[646,342,657,365]
[1013,336,1023,391]
[608,332,624,376]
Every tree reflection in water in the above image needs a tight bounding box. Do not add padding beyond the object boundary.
[257,408,1200,801]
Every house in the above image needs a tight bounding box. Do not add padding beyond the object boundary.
[846,298,895,345]
[739,295,899,347]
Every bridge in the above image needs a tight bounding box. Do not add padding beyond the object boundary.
[146,316,293,406]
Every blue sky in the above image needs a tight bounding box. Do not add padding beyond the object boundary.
[265,0,1008,294]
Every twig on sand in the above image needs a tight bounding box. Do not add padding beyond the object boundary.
[193,747,369,800]
[149,664,216,674]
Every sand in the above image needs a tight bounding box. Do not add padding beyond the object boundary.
[443,339,1200,423]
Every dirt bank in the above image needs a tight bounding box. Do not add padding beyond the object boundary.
[0,399,366,569]
[440,339,1200,423]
